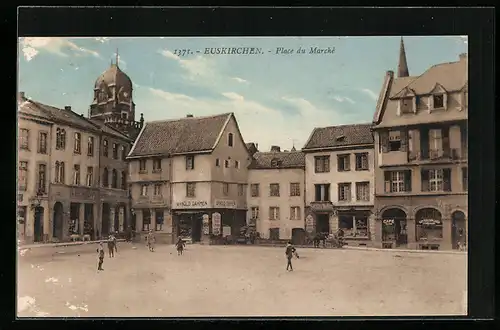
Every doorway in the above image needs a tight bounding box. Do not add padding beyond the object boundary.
[315,213,330,234]
[292,228,306,245]
[101,203,110,237]
[381,208,408,248]
[451,211,466,249]
[34,206,44,242]
[52,202,64,241]
[192,214,202,242]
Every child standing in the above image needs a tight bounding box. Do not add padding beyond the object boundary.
[146,230,156,252]
[175,237,185,256]
[96,242,105,271]
[107,235,115,258]
[285,241,296,271]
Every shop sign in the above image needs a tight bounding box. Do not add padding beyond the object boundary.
[202,214,210,235]
[214,199,237,209]
[305,214,314,233]
[418,219,442,226]
[175,200,208,208]
[382,219,395,226]
[212,212,221,235]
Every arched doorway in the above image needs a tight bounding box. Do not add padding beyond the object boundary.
[33,206,44,243]
[291,228,306,245]
[101,203,110,238]
[415,208,443,249]
[451,211,466,250]
[52,202,64,241]
[381,208,407,247]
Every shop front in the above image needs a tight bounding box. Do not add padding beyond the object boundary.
[307,201,335,237]
[379,207,409,249]
[415,208,443,250]
[335,207,373,247]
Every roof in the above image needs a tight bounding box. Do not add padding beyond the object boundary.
[302,123,374,151]
[373,55,468,128]
[18,98,53,122]
[95,63,132,91]
[249,151,305,169]
[88,118,131,141]
[128,113,232,157]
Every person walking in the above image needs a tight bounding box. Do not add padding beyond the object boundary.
[285,241,296,271]
[146,230,156,252]
[96,241,105,271]
[113,231,118,253]
[175,237,185,256]
[107,235,115,258]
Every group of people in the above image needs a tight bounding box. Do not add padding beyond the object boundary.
[96,232,118,271]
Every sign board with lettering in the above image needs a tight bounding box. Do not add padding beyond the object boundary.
[214,199,237,209]
[418,219,443,226]
[175,200,209,209]
[202,214,210,235]
[212,212,221,235]
[305,215,314,233]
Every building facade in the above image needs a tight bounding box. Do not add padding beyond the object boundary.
[303,124,375,246]
[127,113,251,243]
[247,147,306,243]
[371,39,468,250]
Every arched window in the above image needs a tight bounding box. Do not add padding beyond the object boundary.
[55,161,65,183]
[112,169,118,188]
[228,133,234,147]
[56,128,66,150]
[103,139,108,157]
[103,168,109,187]
[415,208,443,241]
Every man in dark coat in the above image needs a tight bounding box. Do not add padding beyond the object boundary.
[285,241,296,271]
[96,242,105,271]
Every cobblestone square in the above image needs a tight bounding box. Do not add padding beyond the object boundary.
[17,243,467,317]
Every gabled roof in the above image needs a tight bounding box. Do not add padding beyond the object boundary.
[128,113,233,157]
[18,98,53,122]
[249,151,305,169]
[88,118,132,142]
[302,123,374,151]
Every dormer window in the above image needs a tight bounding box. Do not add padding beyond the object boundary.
[336,135,346,143]
[400,97,414,114]
[433,94,444,109]
[228,133,234,147]
[271,158,282,167]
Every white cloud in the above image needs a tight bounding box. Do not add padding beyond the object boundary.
[149,88,194,102]
[19,37,100,61]
[361,88,378,101]
[159,49,215,80]
[231,77,249,84]
[95,37,110,43]
[222,92,245,101]
[332,95,355,104]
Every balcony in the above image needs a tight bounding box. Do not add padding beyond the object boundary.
[310,201,334,212]
[409,148,468,164]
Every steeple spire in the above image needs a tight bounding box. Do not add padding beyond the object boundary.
[397,37,409,77]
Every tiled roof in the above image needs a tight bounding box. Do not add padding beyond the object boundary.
[249,151,305,169]
[88,119,131,141]
[129,113,232,157]
[303,123,374,150]
[18,98,53,122]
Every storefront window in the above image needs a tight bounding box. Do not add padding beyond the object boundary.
[178,216,192,238]
[155,211,164,231]
[382,219,396,241]
[339,214,369,238]
[416,208,443,241]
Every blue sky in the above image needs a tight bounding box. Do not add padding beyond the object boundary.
[18,36,467,151]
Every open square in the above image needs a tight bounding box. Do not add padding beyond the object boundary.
[17,244,467,317]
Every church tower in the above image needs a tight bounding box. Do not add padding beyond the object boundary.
[89,51,144,139]
[397,37,410,78]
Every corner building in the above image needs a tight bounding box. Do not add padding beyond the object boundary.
[371,39,468,250]
[127,113,251,243]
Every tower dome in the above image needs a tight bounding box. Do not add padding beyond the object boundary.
[94,63,133,92]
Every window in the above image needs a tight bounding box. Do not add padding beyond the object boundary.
[429,129,443,155]
[290,183,300,196]
[339,215,369,238]
[102,168,109,187]
[384,170,411,193]
[269,228,280,240]
[142,211,151,231]
[121,171,127,190]
[337,154,351,171]
[154,184,162,196]
[314,156,330,173]
[290,206,301,220]
[388,131,401,151]
[222,183,229,196]
[235,160,240,169]
[73,165,81,185]
[228,133,234,147]
[314,184,330,202]
[74,132,81,154]
[121,146,127,160]
[224,159,230,168]
[269,207,280,220]
[250,184,260,197]
[271,158,282,167]
[112,143,118,159]
[37,164,46,193]
[139,159,147,172]
[251,207,259,219]
[155,211,164,231]
[421,168,451,192]
[433,94,444,108]
[270,183,280,197]
[56,128,66,150]
[87,137,94,156]
[238,184,244,196]
[18,161,28,190]
[102,139,108,157]
[400,97,413,114]
[19,128,29,150]
[416,208,443,241]
[38,132,47,154]
[186,182,196,197]
[216,158,220,167]
[462,167,468,191]
[86,167,93,186]
[186,155,194,170]
[355,153,369,171]
[356,182,370,201]
[338,183,351,202]
[112,169,118,188]
[153,158,162,172]
[141,184,148,196]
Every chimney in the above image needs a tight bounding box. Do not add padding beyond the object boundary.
[459,53,467,61]
[270,145,281,152]
[186,114,194,118]
[18,92,25,100]
[386,70,394,78]
[64,106,71,111]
